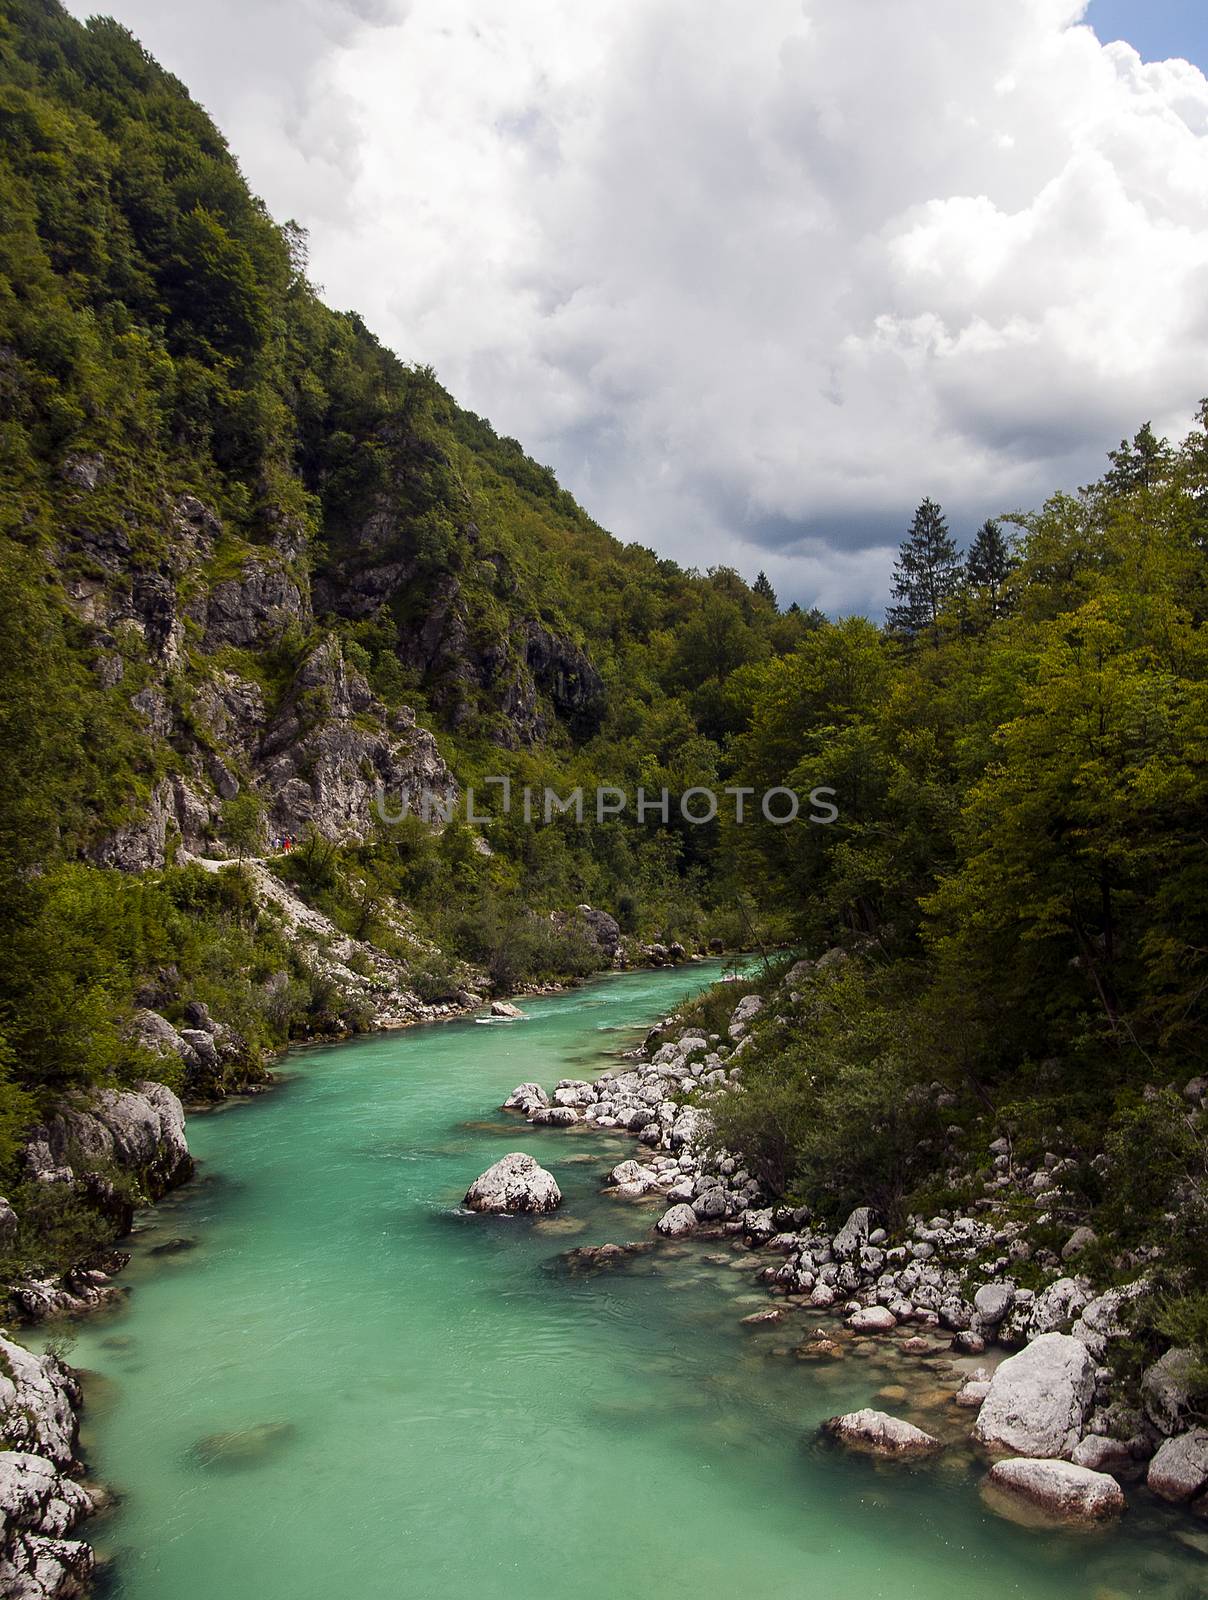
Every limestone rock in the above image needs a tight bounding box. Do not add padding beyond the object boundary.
[1141,1347,1198,1436]
[0,1448,95,1600]
[824,1409,941,1455]
[576,907,621,958]
[46,1080,192,1200]
[1070,1434,1132,1473]
[1070,1281,1144,1360]
[955,1377,992,1409]
[502,1083,548,1113]
[847,1305,896,1333]
[463,1153,562,1214]
[1147,1429,1208,1503]
[832,1206,874,1260]
[655,1203,699,1237]
[985,1458,1125,1521]
[973,1282,1015,1326]
[973,1333,1096,1458]
[0,1337,83,1469]
[1061,1226,1097,1262]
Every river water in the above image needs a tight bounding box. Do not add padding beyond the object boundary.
[56,964,1203,1598]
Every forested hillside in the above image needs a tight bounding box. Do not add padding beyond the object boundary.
[0,0,815,1150]
[703,430,1208,1381]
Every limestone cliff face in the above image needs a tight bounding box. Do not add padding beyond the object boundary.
[313,509,606,748]
[60,478,459,868]
[61,448,608,866]
[254,637,450,841]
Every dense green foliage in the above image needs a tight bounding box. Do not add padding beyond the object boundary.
[688,425,1208,1374]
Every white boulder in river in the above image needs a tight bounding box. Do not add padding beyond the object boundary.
[464,1153,561,1214]
[984,1458,1125,1522]
[655,1203,699,1237]
[973,1333,1095,1458]
[824,1410,941,1455]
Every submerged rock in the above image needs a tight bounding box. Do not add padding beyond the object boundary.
[190,1420,297,1471]
[824,1409,941,1455]
[557,1242,653,1273]
[463,1153,562,1214]
[148,1236,198,1256]
[973,1333,1095,1458]
[984,1458,1125,1522]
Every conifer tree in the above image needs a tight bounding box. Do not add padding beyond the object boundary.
[886,498,961,636]
[752,570,778,610]
[964,518,1015,622]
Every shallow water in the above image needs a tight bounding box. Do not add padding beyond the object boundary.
[55,965,1204,1599]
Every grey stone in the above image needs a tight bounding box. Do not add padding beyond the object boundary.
[1147,1428,1208,1503]
[655,1203,699,1238]
[1141,1347,1198,1436]
[973,1282,1015,1325]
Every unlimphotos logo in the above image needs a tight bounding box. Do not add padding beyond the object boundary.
[373,780,838,827]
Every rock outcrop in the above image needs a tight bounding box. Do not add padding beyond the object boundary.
[0,1335,95,1598]
[31,1081,193,1232]
[463,1153,561,1214]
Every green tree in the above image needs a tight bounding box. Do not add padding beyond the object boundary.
[752,570,777,610]
[887,498,962,638]
[221,790,265,863]
[964,518,1015,624]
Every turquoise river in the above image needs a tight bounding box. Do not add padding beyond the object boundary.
[50,963,1205,1599]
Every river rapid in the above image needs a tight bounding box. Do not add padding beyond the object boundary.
[52,964,1205,1599]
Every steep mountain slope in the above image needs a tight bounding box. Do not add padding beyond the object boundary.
[0,0,817,1188]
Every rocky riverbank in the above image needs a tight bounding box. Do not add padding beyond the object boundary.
[499,957,1208,1534]
[0,1332,102,1597]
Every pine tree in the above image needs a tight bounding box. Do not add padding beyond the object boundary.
[886,498,961,637]
[752,570,778,610]
[965,519,1015,622]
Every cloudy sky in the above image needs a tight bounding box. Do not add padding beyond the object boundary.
[65,0,1208,614]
